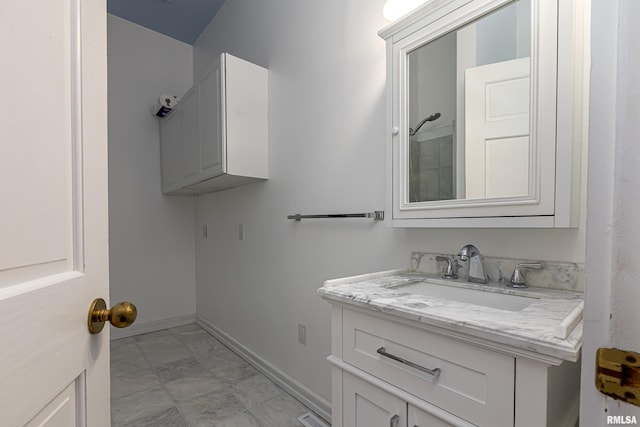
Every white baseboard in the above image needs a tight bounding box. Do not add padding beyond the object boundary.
[110,313,196,340]
[196,315,332,424]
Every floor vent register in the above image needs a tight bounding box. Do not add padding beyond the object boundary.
[298,412,330,427]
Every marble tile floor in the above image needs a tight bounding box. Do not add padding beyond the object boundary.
[111,324,324,427]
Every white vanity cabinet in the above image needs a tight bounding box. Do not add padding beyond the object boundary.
[327,305,580,427]
[379,0,586,227]
[159,53,268,195]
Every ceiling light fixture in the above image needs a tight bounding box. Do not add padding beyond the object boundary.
[382,0,429,21]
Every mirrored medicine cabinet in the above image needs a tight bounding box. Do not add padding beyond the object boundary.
[379,0,586,228]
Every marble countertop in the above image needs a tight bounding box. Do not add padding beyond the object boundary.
[318,269,583,362]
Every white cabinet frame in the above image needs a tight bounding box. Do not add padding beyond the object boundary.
[379,0,586,228]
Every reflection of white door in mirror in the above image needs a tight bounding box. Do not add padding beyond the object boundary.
[465,57,530,199]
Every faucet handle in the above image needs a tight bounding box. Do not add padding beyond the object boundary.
[509,263,543,288]
[436,256,458,279]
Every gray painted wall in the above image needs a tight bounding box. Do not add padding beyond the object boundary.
[108,15,196,331]
[192,0,588,401]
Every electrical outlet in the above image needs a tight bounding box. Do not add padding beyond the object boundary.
[298,323,307,345]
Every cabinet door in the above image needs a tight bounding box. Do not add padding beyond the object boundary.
[159,110,181,193]
[179,87,200,185]
[199,56,225,179]
[408,404,458,427]
[343,373,407,427]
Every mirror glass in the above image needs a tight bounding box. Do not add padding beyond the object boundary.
[407,0,531,203]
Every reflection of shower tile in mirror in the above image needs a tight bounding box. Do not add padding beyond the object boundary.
[419,169,440,201]
[439,138,453,166]
[440,167,454,200]
[418,140,440,169]
[410,132,456,202]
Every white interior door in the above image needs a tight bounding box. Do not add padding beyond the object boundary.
[464,57,530,199]
[0,1,110,426]
[581,0,640,423]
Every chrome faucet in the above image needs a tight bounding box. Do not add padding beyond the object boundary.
[509,262,543,288]
[457,244,489,284]
[435,255,459,279]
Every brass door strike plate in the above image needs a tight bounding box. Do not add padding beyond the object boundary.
[596,347,640,407]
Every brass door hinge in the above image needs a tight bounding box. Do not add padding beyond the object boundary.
[596,348,640,407]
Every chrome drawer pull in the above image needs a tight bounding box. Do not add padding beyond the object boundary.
[377,347,441,381]
[390,414,400,427]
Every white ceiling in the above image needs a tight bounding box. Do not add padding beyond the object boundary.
[107,0,226,45]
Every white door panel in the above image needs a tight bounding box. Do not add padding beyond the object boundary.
[0,0,110,426]
[0,0,74,282]
[199,59,224,177]
[179,88,200,184]
[25,379,80,427]
[465,57,530,199]
[160,111,181,191]
[485,136,529,197]
[408,404,457,427]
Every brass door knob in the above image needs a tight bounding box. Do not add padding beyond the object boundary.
[88,298,137,334]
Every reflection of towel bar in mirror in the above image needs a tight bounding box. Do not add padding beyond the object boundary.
[287,211,384,221]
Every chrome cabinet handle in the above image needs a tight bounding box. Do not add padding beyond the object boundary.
[377,347,441,381]
[390,414,400,427]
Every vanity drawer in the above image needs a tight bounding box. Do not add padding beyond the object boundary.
[342,309,514,426]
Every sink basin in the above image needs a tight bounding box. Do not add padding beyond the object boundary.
[395,281,538,311]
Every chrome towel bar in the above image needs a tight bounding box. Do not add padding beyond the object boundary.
[287,211,384,221]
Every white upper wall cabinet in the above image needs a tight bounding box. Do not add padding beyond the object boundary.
[379,0,586,227]
[159,53,268,195]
